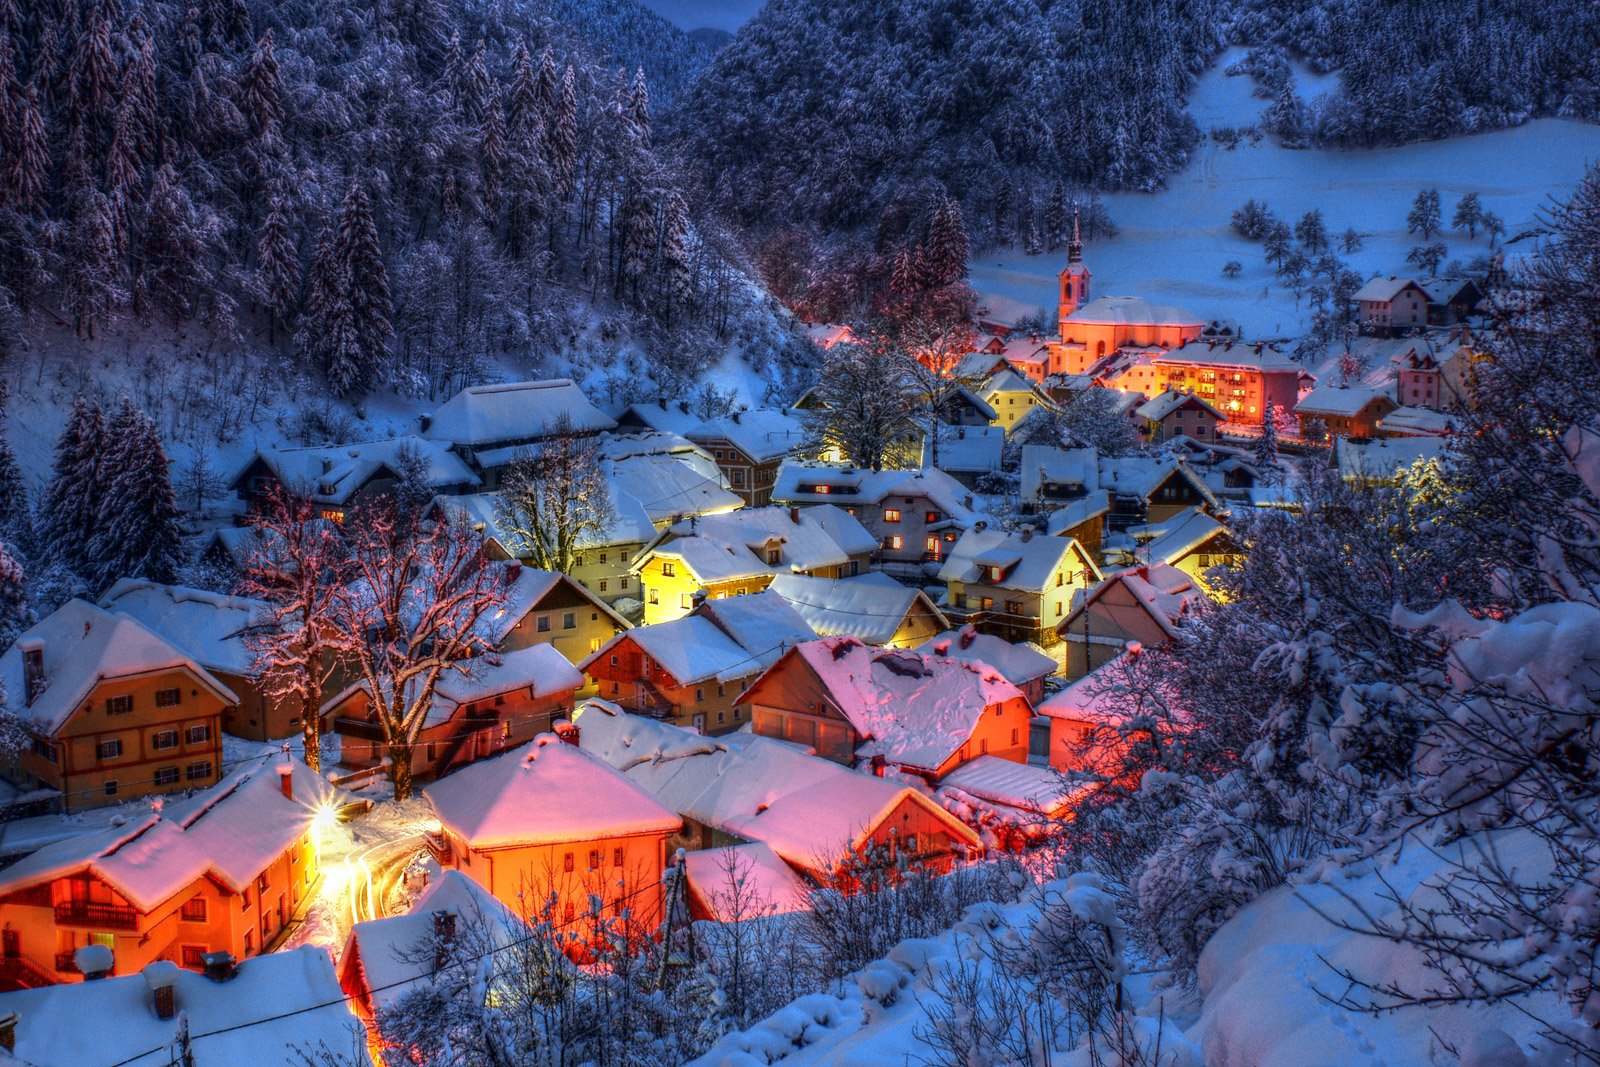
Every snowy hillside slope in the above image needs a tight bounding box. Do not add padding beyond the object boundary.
[972,47,1600,339]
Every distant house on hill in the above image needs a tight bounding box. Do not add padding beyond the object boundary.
[229,435,479,524]
[1296,385,1398,440]
[1353,277,1432,334]
[421,379,616,484]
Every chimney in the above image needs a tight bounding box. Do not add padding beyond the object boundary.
[75,943,114,981]
[0,1011,17,1053]
[19,639,43,706]
[201,951,236,982]
[690,589,707,611]
[789,507,800,524]
[553,720,581,747]
[142,961,181,1021]
[433,911,457,970]
[277,763,293,800]
[1020,525,1034,542]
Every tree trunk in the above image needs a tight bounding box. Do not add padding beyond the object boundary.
[300,690,321,773]
[390,742,415,801]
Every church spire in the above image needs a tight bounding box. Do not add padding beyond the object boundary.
[1068,208,1083,265]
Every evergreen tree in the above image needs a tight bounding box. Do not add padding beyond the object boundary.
[88,398,185,590]
[1407,188,1442,240]
[0,539,29,651]
[926,198,968,286]
[658,190,692,316]
[547,66,578,201]
[255,196,300,339]
[626,68,650,147]
[0,431,26,543]
[39,397,106,578]
[65,191,124,338]
[1045,181,1068,251]
[1254,401,1282,482]
[7,84,47,212]
[619,187,656,303]
[240,30,285,134]
[305,186,393,396]
[134,164,214,322]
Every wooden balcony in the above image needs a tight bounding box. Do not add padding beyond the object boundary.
[54,901,139,930]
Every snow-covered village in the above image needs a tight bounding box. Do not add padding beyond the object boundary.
[0,0,1598,1064]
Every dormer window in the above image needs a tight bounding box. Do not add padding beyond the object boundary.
[987,565,1004,582]
[766,547,781,565]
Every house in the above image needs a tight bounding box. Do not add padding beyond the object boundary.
[485,564,631,670]
[1145,340,1311,425]
[432,493,656,611]
[1057,564,1206,678]
[937,524,1101,651]
[1429,277,1484,325]
[935,756,1079,848]
[1296,385,1398,440]
[1380,406,1457,438]
[339,869,524,1053]
[0,945,368,1066]
[1354,276,1433,334]
[738,636,1033,779]
[632,505,876,625]
[576,705,980,880]
[1334,437,1449,486]
[980,369,1051,432]
[766,572,948,648]
[581,591,814,734]
[1136,390,1225,444]
[98,580,303,742]
[683,842,811,923]
[616,404,807,507]
[1018,446,1110,551]
[1036,652,1185,775]
[0,601,232,812]
[421,379,616,482]
[804,323,856,350]
[0,758,337,990]
[228,436,480,524]
[924,425,1006,487]
[326,644,584,780]
[1129,507,1240,596]
[916,626,1058,706]
[1098,453,1221,530]
[423,736,680,942]
[771,463,984,576]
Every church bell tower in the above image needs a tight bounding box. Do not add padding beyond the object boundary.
[1057,211,1091,339]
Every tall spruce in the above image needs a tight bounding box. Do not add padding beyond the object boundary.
[89,398,184,590]
[39,396,106,578]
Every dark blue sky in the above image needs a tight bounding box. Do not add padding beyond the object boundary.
[637,0,763,33]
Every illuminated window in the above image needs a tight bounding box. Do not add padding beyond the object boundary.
[883,508,901,523]
[888,535,903,550]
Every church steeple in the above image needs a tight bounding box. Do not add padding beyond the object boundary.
[1058,209,1091,333]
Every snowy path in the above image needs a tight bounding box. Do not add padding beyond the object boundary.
[972,47,1600,338]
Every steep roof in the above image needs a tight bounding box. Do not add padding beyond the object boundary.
[1098,455,1220,508]
[917,625,1057,687]
[233,435,479,504]
[100,579,271,677]
[643,505,876,585]
[1296,384,1397,419]
[1068,563,1206,640]
[342,869,523,1014]
[0,758,339,912]
[0,945,365,1067]
[937,526,1101,593]
[1019,445,1100,504]
[693,591,818,667]
[926,425,1005,473]
[0,600,239,735]
[1136,389,1226,422]
[683,842,811,921]
[756,636,1026,772]
[1133,507,1229,566]
[424,645,583,728]
[1064,295,1202,327]
[772,463,982,526]
[482,565,630,645]
[575,705,977,871]
[766,573,945,646]
[604,451,743,525]
[423,379,615,447]
[622,404,807,464]
[1353,276,1432,303]
[424,735,679,850]
[582,616,760,687]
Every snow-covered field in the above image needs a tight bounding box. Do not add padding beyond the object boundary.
[972,48,1600,338]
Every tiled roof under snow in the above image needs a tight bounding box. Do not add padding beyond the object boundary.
[1074,564,1206,640]
[684,841,811,920]
[0,600,239,735]
[1064,295,1202,327]
[1136,389,1225,422]
[423,644,583,728]
[424,735,680,850]
[1133,507,1228,566]
[583,616,766,686]
[925,425,1004,473]
[100,579,271,677]
[767,573,945,646]
[423,378,615,447]
[772,464,982,526]
[1296,384,1394,419]
[646,505,875,584]
[236,435,479,504]
[938,755,1075,817]
[1353,276,1431,303]
[694,591,818,668]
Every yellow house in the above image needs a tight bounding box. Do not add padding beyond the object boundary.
[981,368,1053,432]
[633,505,877,625]
[1130,507,1241,597]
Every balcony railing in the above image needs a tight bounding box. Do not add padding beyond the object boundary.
[54,901,139,930]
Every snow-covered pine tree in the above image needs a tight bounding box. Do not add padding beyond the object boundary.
[7,84,47,212]
[547,66,578,201]
[88,398,185,591]
[619,187,657,304]
[658,189,692,318]
[255,195,299,340]
[239,30,285,135]
[65,190,124,338]
[332,184,392,395]
[626,67,650,148]
[1045,181,1068,251]
[1254,401,1282,482]
[0,431,24,545]
[39,396,106,579]
[134,164,214,323]
[0,538,29,650]
[926,198,968,287]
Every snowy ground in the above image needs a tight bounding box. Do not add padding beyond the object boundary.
[972,48,1600,339]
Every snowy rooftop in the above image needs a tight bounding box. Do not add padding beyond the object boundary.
[0,758,341,913]
[234,434,479,505]
[1064,295,1202,327]
[1045,491,1112,535]
[1133,507,1228,566]
[584,616,762,686]
[937,526,1100,594]
[1334,436,1449,481]
[424,735,680,850]
[575,705,976,871]
[1352,275,1433,303]
[438,488,657,555]
[0,945,365,1067]
[100,579,272,677]
[1379,406,1457,437]
[0,599,239,735]
[1019,445,1100,503]
[423,378,616,447]
[1073,563,1207,640]
[1098,454,1219,508]
[916,625,1057,687]
[938,755,1074,817]
[425,645,583,728]
[925,425,1005,473]
[694,591,819,669]
[1154,339,1305,373]
[1296,384,1395,418]
[804,323,855,349]
[481,564,629,645]
[1136,389,1225,422]
[604,450,743,525]
[646,505,875,584]
[771,463,982,526]
[752,636,1026,772]
[343,869,524,1014]
[622,403,807,464]
[683,842,812,921]
[767,573,946,646]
